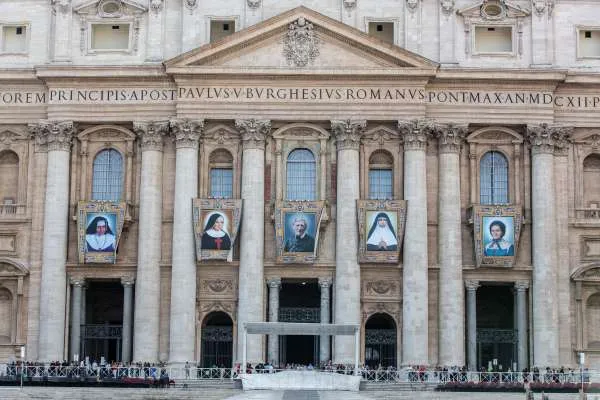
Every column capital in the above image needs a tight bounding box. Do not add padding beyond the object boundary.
[514,280,530,291]
[398,118,435,151]
[29,120,75,152]
[318,277,332,289]
[465,280,480,290]
[266,277,281,289]
[526,123,573,155]
[331,119,367,151]
[69,277,85,287]
[436,123,468,154]
[121,276,135,287]
[554,126,573,157]
[169,118,204,149]
[133,120,169,151]
[236,119,271,150]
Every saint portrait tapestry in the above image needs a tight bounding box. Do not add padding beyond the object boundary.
[357,200,407,263]
[275,201,325,264]
[193,198,242,261]
[77,201,126,264]
[471,205,523,267]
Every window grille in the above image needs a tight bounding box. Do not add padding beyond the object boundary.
[286,148,316,201]
[92,149,123,201]
[369,169,393,200]
[480,151,508,204]
[210,168,233,198]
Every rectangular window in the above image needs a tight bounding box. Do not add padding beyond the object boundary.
[210,20,235,43]
[474,26,512,54]
[2,25,28,53]
[368,22,394,44]
[578,28,600,58]
[369,169,393,200]
[91,23,130,50]
[210,168,233,199]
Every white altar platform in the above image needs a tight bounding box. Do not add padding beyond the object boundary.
[240,370,362,391]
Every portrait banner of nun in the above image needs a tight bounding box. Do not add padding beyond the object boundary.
[77,201,126,264]
[275,200,325,264]
[192,198,242,261]
[471,204,523,268]
[357,200,407,264]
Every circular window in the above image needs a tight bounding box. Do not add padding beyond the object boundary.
[481,3,505,19]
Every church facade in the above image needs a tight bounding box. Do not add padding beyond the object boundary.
[1,0,600,370]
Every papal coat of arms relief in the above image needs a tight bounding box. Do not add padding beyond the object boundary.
[282,17,320,67]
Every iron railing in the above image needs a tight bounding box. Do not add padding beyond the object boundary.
[0,365,596,385]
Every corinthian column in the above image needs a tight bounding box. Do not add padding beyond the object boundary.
[235,119,271,364]
[31,120,74,362]
[436,124,467,367]
[267,277,281,366]
[331,119,366,364]
[132,120,169,362]
[168,119,203,365]
[398,119,433,365]
[526,124,570,367]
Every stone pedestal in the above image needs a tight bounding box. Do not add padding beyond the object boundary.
[267,277,281,366]
[132,121,168,362]
[33,120,74,362]
[121,277,134,364]
[69,278,83,362]
[436,124,467,366]
[465,280,479,371]
[319,277,332,363]
[236,119,271,364]
[331,120,366,364]
[168,119,203,365]
[398,119,431,365]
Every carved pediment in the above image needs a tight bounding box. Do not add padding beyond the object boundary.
[458,0,530,20]
[362,126,401,145]
[203,125,240,144]
[0,130,26,146]
[0,260,28,277]
[74,0,147,16]
[78,125,136,142]
[272,123,329,140]
[572,263,600,282]
[467,126,523,144]
[166,7,437,72]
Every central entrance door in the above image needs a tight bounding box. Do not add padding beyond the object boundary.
[278,279,320,366]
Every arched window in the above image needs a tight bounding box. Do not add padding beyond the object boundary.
[583,154,600,208]
[209,149,234,198]
[0,150,19,209]
[0,288,12,344]
[369,150,393,200]
[587,293,600,348]
[286,149,316,201]
[92,149,123,201]
[480,151,508,204]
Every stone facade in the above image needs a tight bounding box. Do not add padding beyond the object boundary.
[0,1,599,369]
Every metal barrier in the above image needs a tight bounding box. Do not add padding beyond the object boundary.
[0,364,595,385]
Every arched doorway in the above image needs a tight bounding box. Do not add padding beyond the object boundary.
[201,312,233,368]
[365,313,397,368]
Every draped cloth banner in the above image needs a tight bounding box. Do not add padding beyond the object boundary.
[471,204,523,268]
[275,200,325,264]
[193,198,242,262]
[77,201,126,264]
[357,200,407,264]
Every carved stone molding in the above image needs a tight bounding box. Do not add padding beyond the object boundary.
[437,123,468,154]
[29,120,75,152]
[465,280,480,290]
[0,131,22,147]
[199,301,236,320]
[70,277,85,287]
[266,277,282,289]
[247,0,261,9]
[526,124,573,155]
[532,0,554,17]
[398,119,434,151]
[365,280,398,296]
[170,119,204,149]
[283,17,320,67]
[343,0,357,10]
[406,0,420,12]
[133,121,169,151]
[331,119,367,151]
[362,302,401,323]
[235,119,271,150]
[514,280,529,291]
[318,277,332,289]
[52,0,71,14]
[184,0,198,11]
[554,126,573,157]
[440,0,455,15]
[203,279,233,293]
[149,0,164,14]
[121,276,135,287]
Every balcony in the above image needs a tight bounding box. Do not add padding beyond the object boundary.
[0,203,26,217]
[572,208,600,227]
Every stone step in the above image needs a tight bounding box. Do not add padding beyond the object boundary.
[362,382,438,391]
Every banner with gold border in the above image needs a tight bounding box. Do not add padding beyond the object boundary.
[275,201,325,264]
[193,198,242,262]
[357,200,407,264]
[77,201,126,264]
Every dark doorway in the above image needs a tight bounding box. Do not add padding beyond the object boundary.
[201,312,233,368]
[82,281,124,363]
[476,284,517,371]
[365,313,397,368]
[278,280,321,366]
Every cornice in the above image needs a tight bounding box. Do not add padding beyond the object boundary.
[0,68,42,84]
[35,65,167,79]
[435,68,568,82]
